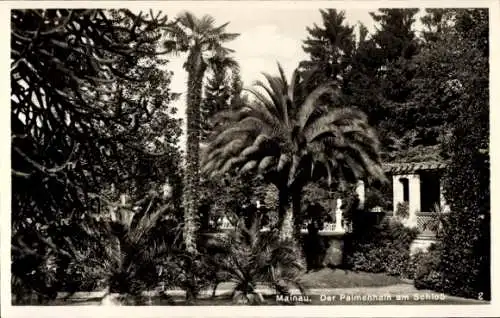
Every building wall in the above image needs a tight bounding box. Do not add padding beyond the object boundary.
[392,173,420,227]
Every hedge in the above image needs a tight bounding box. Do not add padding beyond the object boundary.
[343,216,418,277]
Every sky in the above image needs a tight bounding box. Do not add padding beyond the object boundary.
[161,5,424,150]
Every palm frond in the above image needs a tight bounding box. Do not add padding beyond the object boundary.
[303,107,367,140]
[277,153,291,172]
[210,21,230,33]
[164,23,190,49]
[342,144,386,183]
[298,83,339,130]
[218,156,247,175]
[238,144,261,158]
[239,160,258,174]
[242,103,282,129]
[196,14,216,32]
[287,69,300,103]
[252,80,284,117]
[260,72,288,123]
[209,117,268,150]
[208,140,251,175]
[180,11,199,31]
[245,87,282,120]
[304,122,343,144]
[257,156,276,174]
[221,138,247,156]
[215,32,240,43]
[276,62,288,89]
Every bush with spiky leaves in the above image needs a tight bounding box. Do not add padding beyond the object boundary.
[161,250,215,303]
[210,217,306,305]
[74,194,181,303]
[202,63,386,240]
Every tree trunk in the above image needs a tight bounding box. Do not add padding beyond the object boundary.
[183,63,207,253]
[280,208,294,241]
[291,187,303,241]
[277,186,293,241]
[277,186,305,241]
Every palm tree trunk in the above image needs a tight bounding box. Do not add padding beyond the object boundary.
[291,187,303,241]
[183,64,206,253]
[280,208,294,241]
[277,186,293,240]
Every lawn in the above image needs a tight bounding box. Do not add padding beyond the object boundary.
[299,268,403,288]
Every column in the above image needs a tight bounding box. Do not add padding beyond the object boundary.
[407,174,421,227]
[392,175,404,214]
[334,198,345,233]
[355,180,365,210]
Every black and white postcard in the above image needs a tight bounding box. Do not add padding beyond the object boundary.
[2,1,498,317]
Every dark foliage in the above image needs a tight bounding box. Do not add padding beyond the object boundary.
[11,9,183,301]
[343,9,426,160]
[299,9,355,95]
[198,172,270,232]
[163,250,215,303]
[411,243,445,290]
[363,184,392,211]
[438,9,490,301]
[416,9,490,300]
[200,57,239,142]
[209,217,306,304]
[395,202,409,219]
[343,217,418,276]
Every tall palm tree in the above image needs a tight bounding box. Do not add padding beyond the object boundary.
[164,12,239,253]
[202,63,386,240]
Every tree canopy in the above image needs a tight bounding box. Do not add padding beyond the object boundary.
[11,9,183,298]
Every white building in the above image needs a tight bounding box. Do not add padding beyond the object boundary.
[383,161,450,252]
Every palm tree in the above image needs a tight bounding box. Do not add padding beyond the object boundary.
[164,12,239,253]
[210,216,305,304]
[82,193,176,305]
[201,63,386,240]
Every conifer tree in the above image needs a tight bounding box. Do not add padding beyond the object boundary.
[300,9,356,89]
[344,9,421,160]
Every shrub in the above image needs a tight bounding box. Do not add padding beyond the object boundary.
[211,216,306,304]
[433,10,489,300]
[412,243,445,291]
[165,251,215,303]
[438,208,490,300]
[343,218,418,276]
[364,185,393,212]
[198,173,270,232]
[395,202,409,219]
